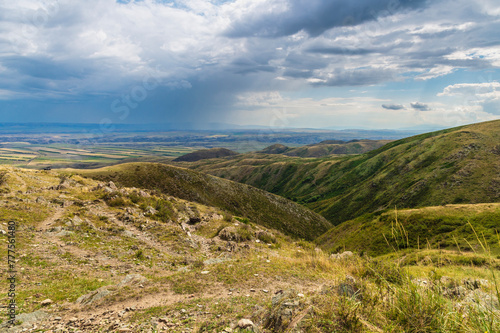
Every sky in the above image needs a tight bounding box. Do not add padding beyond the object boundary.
[1,0,500,130]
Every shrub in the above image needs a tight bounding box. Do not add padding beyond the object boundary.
[363,260,407,285]
[386,282,455,332]
[0,171,7,186]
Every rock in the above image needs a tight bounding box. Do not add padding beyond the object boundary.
[145,206,157,215]
[72,216,83,226]
[265,289,303,331]
[55,230,74,237]
[75,287,111,306]
[36,197,47,204]
[0,310,49,331]
[56,180,71,190]
[330,251,354,259]
[117,274,147,287]
[103,187,115,193]
[108,181,118,191]
[40,299,53,306]
[138,190,150,197]
[237,318,255,329]
[218,227,249,242]
[201,271,210,275]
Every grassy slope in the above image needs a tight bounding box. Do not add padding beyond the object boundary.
[74,162,331,240]
[2,167,500,332]
[183,120,500,225]
[316,203,500,256]
[283,139,391,157]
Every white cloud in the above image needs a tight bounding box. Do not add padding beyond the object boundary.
[438,82,500,99]
[438,82,500,115]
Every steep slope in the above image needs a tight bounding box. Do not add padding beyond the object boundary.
[75,162,331,240]
[173,148,239,162]
[182,120,500,225]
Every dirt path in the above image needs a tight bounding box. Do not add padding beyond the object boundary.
[38,206,64,231]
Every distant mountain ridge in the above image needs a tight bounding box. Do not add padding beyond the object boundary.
[181,120,500,225]
[173,148,239,162]
[256,139,391,158]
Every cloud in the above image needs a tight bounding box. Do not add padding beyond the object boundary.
[438,82,500,98]
[0,0,500,127]
[411,102,431,111]
[438,82,500,115]
[223,0,428,38]
[310,67,398,86]
[382,104,405,110]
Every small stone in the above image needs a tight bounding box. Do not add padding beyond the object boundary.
[40,299,53,306]
[237,318,254,329]
[254,274,259,277]
[255,239,260,243]
[297,293,305,298]
[262,289,269,293]
[201,271,210,275]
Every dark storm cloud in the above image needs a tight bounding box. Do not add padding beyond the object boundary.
[282,69,314,78]
[2,56,89,80]
[224,0,429,38]
[306,46,376,55]
[313,67,397,86]
[411,102,430,111]
[382,104,405,110]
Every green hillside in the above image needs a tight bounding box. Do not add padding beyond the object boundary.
[2,165,500,332]
[74,162,331,240]
[316,203,500,256]
[182,120,500,225]
[256,139,391,157]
